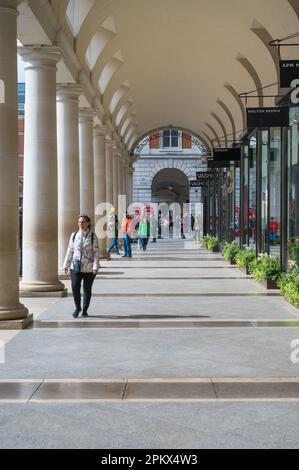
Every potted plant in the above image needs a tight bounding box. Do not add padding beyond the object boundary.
[208,236,220,252]
[249,253,281,289]
[277,267,299,308]
[203,235,219,252]
[287,239,299,266]
[235,248,256,274]
[222,242,241,265]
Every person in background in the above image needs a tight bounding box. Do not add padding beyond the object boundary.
[191,214,195,232]
[121,213,133,258]
[194,215,201,244]
[107,207,119,255]
[138,215,152,251]
[150,213,158,243]
[64,214,100,318]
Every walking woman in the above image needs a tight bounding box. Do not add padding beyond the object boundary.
[138,215,152,251]
[64,214,100,318]
[107,207,119,255]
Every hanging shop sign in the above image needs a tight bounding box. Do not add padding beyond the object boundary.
[207,160,230,169]
[213,147,241,162]
[246,107,289,128]
[190,181,205,188]
[196,171,214,180]
[280,60,299,88]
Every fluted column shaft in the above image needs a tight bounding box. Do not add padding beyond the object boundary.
[106,142,114,207]
[94,126,108,257]
[79,108,96,225]
[57,84,81,270]
[112,150,119,210]
[19,46,65,293]
[0,3,28,319]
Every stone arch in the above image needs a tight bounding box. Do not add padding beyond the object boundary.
[133,127,210,155]
[151,168,190,206]
[149,160,193,180]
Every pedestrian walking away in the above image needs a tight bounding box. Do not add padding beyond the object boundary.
[107,207,119,255]
[138,215,152,251]
[121,213,134,258]
[64,214,100,318]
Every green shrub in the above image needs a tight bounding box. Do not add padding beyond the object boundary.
[235,249,256,269]
[249,253,281,282]
[202,234,211,248]
[277,267,299,307]
[203,234,218,250]
[287,239,299,264]
[222,242,240,262]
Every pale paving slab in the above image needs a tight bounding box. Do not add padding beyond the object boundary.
[0,402,299,448]
[98,267,248,278]
[91,278,266,295]
[38,295,297,321]
[1,328,299,379]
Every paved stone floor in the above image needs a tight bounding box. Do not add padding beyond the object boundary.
[1,239,299,448]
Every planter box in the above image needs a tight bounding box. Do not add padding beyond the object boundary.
[230,258,236,266]
[240,266,250,275]
[211,246,220,253]
[259,278,279,290]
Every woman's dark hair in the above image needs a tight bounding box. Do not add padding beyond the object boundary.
[78,214,91,230]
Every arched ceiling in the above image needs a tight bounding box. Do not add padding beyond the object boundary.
[25,0,299,152]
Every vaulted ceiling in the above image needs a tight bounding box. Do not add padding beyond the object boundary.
[18,0,299,153]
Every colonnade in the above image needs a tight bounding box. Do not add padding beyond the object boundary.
[0,1,133,324]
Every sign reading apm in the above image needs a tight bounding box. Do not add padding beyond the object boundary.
[280,61,299,88]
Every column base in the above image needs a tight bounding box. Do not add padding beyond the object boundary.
[100,252,111,260]
[20,289,68,298]
[20,281,68,298]
[0,314,33,330]
[0,303,30,322]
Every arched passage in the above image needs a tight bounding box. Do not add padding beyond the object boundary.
[151,168,190,207]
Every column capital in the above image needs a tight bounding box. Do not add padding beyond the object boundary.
[18,46,62,70]
[105,139,114,149]
[94,125,109,137]
[79,108,96,123]
[0,5,18,15]
[57,83,82,101]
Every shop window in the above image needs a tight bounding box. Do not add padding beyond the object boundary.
[288,125,299,266]
[269,128,281,256]
[249,137,257,248]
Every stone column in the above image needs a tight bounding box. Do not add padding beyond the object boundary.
[79,108,96,225]
[19,46,65,295]
[113,149,119,210]
[128,166,134,205]
[105,141,114,207]
[119,157,124,196]
[57,84,81,270]
[0,2,29,322]
[124,164,129,201]
[94,125,108,258]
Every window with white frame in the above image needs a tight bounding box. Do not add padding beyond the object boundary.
[162,129,180,149]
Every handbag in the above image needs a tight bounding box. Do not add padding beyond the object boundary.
[72,258,81,274]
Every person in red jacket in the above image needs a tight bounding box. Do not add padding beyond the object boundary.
[121,214,133,258]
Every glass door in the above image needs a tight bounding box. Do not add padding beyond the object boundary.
[260,130,269,254]
[234,165,241,244]
[249,137,257,249]
[269,128,282,257]
[288,124,299,267]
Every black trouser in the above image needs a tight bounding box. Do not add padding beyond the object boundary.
[70,270,96,313]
